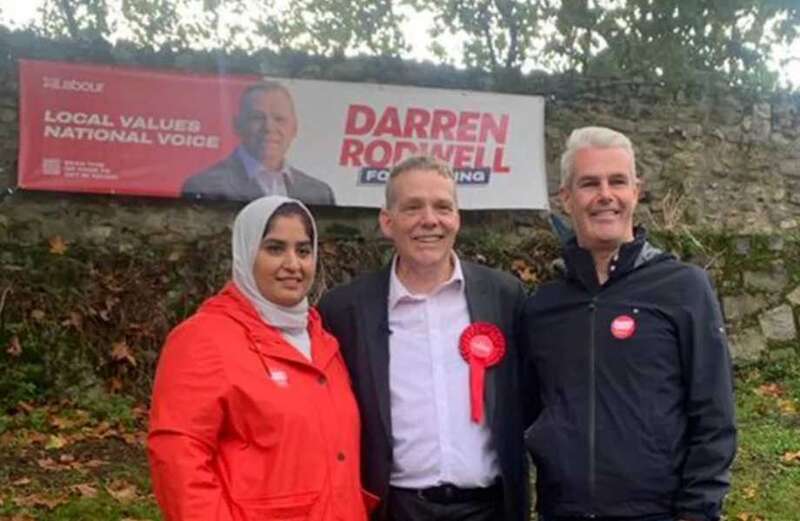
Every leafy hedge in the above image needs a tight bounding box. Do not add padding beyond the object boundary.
[6,222,797,411]
[0,227,560,409]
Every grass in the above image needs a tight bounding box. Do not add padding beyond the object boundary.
[0,393,160,521]
[724,358,800,521]
[1,358,799,520]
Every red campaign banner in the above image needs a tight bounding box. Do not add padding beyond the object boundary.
[18,59,259,199]
[18,59,548,209]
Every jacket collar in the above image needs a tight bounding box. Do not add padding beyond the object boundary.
[563,226,668,291]
[201,283,337,369]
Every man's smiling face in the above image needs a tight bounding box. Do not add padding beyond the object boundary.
[379,168,460,274]
[236,88,297,171]
[560,146,640,252]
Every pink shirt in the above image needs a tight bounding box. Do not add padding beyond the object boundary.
[387,255,500,489]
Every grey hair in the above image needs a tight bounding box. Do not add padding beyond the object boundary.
[385,155,457,208]
[559,126,636,188]
[238,81,295,118]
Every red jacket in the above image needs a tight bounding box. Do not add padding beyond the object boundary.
[148,283,376,521]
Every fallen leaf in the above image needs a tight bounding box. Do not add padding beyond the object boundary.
[122,431,147,447]
[167,250,183,262]
[321,241,337,255]
[777,398,798,415]
[83,458,107,468]
[22,430,48,445]
[6,335,22,357]
[51,415,75,430]
[48,236,68,255]
[742,485,758,499]
[62,311,83,330]
[736,513,765,521]
[45,434,68,450]
[132,404,149,419]
[755,383,784,398]
[11,477,32,486]
[68,431,87,445]
[781,450,800,463]
[14,492,67,509]
[106,480,138,503]
[93,420,113,437]
[109,376,124,393]
[71,483,98,498]
[111,340,137,366]
[106,295,120,310]
[30,309,46,321]
[17,401,34,413]
[8,514,37,521]
[59,453,75,463]
[511,259,538,283]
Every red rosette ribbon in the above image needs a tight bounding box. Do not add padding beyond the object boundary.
[459,322,506,424]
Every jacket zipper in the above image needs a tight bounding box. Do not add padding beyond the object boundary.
[588,296,598,512]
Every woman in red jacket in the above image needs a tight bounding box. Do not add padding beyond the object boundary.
[148,195,376,521]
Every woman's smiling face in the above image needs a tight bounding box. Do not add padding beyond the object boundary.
[253,214,315,307]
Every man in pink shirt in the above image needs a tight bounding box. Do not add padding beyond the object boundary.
[319,155,529,521]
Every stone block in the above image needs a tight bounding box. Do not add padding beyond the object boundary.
[729,327,766,362]
[759,304,797,341]
[744,265,789,293]
[714,100,742,126]
[768,347,798,361]
[789,140,800,159]
[779,160,799,177]
[0,108,16,123]
[750,102,772,142]
[734,238,750,255]
[82,225,113,243]
[685,123,703,138]
[722,294,767,322]
[753,102,771,119]
[787,286,800,307]
[773,101,796,125]
[768,235,784,251]
[771,132,790,146]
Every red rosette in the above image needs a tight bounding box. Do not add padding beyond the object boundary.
[459,322,506,424]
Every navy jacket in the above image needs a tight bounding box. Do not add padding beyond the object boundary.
[522,230,736,521]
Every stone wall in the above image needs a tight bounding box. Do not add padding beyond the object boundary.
[545,91,800,233]
[659,233,800,364]
[1,30,799,364]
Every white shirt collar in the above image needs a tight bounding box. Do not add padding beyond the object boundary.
[237,146,294,183]
[388,252,464,309]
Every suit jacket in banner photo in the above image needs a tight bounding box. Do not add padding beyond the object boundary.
[181,151,336,206]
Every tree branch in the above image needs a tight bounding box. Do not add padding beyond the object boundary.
[493,0,519,69]
[58,0,81,39]
[477,0,499,70]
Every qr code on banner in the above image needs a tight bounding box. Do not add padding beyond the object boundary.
[42,158,61,176]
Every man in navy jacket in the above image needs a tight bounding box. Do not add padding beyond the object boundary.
[522,127,736,521]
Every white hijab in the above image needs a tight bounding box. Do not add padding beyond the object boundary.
[231,195,318,358]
